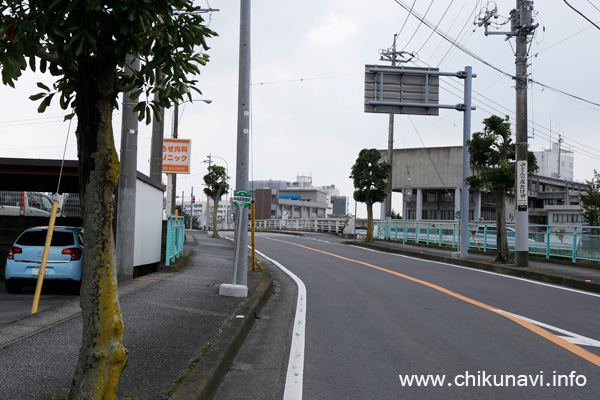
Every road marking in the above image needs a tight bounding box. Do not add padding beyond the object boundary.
[254,249,306,400]
[351,245,600,298]
[264,236,600,368]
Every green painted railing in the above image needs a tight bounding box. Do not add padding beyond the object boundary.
[165,216,185,266]
[372,220,600,264]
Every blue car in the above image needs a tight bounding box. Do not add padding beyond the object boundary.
[4,226,84,294]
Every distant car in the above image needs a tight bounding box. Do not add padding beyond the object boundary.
[474,225,534,246]
[4,226,84,294]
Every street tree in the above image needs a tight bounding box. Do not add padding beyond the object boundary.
[580,170,600,234]
[466,115,538,263]
[350,149,391,243]
[203,165,229,238]
[0,1,215,398]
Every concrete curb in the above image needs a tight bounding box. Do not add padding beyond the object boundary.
[347,242,600,294]
[169,265,274,400]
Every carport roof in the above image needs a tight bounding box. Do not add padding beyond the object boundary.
[0,158,165,193]
[0,158,80,193]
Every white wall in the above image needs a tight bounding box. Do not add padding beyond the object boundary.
[134,179,163,266]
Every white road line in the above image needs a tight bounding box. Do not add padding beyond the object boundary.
[255,249,306,400]
[494,309,600,348]
[348,245,600,298]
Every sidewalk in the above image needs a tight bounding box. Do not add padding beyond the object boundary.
[0,230,273,400]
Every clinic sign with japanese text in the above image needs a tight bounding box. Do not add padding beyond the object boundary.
[162,138,191,174]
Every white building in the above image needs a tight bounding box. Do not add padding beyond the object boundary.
[533,141,574,181]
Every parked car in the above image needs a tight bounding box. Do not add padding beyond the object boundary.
[4,226,84,294]
[0,191,53,217]
[473,225,535,246]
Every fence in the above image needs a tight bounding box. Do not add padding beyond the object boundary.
[254,218,348,234]
[165,216,185,266]
[372,220,600,264]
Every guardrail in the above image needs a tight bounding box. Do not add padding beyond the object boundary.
[254,218,348,234]
[165,216,185,266]
[372,220,600,264]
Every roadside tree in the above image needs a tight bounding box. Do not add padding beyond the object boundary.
[580,170,600,234]
[0,1,215,398]
[350,149,391,243]
[203,165,229,238]
[466,115,538,263]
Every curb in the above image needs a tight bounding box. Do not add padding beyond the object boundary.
[347,242,600,294]
[169,265,274,400]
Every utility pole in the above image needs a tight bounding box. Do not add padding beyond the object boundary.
[205,154,212,230]
[149,91,165,183]
[221,0,251,297]
[378,35,413,219]
[478,0,538,267]
[116,55,139,282]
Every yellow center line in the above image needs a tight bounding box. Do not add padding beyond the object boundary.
[263,236,600,368]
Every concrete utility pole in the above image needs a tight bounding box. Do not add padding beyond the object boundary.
[478,0,538,267]
[379,35,413,219]
[149,91,165,183]
[116,55,140,281]
[221,0,251,297]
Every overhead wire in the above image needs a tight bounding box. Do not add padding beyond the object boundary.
[430,0,477,67]
[401,0,435,50]
[562,0,600,31]
[414,0,455,57]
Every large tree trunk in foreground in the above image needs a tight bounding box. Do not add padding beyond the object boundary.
[494,191,513,264]
[69,66,127,400]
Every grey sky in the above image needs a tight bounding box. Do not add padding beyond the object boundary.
[0,0,598,218]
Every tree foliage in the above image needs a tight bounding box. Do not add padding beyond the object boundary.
[580,170,600,232]
[203,165,229,238]
[350,149,391,243]
[0,1,215,398]
[466,115,538,263]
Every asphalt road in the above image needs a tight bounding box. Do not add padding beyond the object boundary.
[219,232,600,400]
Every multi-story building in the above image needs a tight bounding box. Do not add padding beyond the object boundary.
[380,145,588,231]
[533,140,574,181]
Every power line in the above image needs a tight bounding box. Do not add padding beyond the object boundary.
[562,0,600,31]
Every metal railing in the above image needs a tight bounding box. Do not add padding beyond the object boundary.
[372,220,600,264]
[254,218,348,234]
[165,216,185,266]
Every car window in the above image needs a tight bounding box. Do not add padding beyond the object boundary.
[40,196,54,212]
[16,231,75,246]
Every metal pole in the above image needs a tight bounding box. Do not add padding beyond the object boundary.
[206,154,212,230]
[169,103,179,216]
[460,66,473,258]
[149,91,165,182]
[515,2,529,267]
[190,186,193,229]
[251,200,256,271]
[116,55,139,281]
[232,0,251,289]
[386,113,394,219]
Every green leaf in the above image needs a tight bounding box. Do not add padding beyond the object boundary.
[37,82,50,91]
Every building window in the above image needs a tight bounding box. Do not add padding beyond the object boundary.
[424,192,437,203]
[422,210,437,220]
[441,210,454,220]
[441,193,454,203]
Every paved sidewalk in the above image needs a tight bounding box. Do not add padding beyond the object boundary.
[0,230,273,400]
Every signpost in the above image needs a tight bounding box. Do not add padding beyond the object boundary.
[232,190,252,209]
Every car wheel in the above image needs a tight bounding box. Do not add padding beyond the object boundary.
[5,280,21,294]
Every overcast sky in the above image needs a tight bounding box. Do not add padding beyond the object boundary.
[1,0,599,218]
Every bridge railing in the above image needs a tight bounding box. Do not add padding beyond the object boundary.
[165,216,185,266]
[372,220,600,264]
[254,218,349,234]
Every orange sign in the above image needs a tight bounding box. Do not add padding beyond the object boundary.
[162,138,191,174]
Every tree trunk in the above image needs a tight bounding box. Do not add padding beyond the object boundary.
[69,66,127,399]
[212,197,219,238]
[366,202,374,243]
[494,191,513,264]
